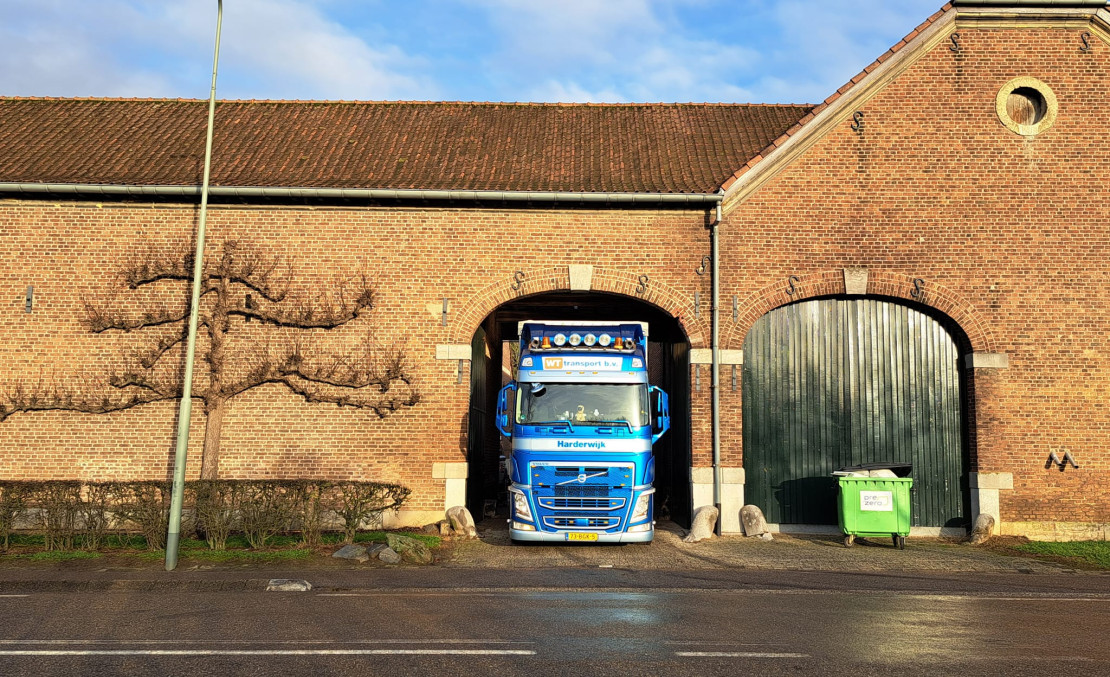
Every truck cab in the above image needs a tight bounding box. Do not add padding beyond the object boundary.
[497,321,669,543]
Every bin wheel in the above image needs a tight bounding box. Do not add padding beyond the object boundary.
[844,534,855,547]
[894,534,905,550]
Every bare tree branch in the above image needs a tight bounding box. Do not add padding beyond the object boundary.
[2,237,419,479]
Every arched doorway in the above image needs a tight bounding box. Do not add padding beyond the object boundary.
[466,291,692,527]
[742,297,970,529]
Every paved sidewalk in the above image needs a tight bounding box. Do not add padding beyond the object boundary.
[447,520,1079,575]
[2,520,1107,595]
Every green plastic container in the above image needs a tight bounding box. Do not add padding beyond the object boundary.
[837,476,913,549]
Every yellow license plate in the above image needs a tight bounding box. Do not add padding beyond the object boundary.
[566,532,598,542]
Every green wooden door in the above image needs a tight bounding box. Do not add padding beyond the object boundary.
[742,298,966,527]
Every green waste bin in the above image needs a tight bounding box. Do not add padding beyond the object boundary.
[837,475,913,549]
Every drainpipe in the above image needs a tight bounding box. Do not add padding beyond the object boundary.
[712,203,722,535]
[166,0,222,572]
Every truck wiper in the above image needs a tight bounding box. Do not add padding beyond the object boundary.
[585,419,634,432]
[530,419,574,430]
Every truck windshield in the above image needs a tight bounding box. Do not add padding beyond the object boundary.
[516,383,650,428]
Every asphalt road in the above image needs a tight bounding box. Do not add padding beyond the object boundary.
[2,571,1109,676]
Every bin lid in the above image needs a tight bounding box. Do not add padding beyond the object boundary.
[837,462,912,477]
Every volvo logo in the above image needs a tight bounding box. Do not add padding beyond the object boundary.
[577,473,587,483]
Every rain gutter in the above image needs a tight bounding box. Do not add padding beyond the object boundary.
[0,183,725,206]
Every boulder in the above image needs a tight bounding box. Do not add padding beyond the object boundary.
[683,506,719,543]
[969,513,996,545]
[438,520,455,537]
[387,533,434,565]
[740,504,769,538]
[365,543,387,557]
[331,544,369,563]
[377,546,402,564]
[446,505,478,539]
[422,523,440,534]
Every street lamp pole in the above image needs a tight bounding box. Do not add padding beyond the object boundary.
[166,0,223,572]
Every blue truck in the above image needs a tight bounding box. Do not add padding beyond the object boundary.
[497,321,670,543]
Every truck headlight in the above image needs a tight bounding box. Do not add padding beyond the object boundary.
[630,490,653,522]
[510,488,533,522]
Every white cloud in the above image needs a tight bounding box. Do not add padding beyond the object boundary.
[0,0,177,97]
[0,0,436,100]
[467,0,760,102]
[525,80,628,104]
[743,0,943,103]
[168,0,435,100]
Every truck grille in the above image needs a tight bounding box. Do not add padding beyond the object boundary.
[555,485,608,497]
[538,497,626,511]
[530,462,633,488]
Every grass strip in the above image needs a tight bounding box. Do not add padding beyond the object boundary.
[1013,541,1110,569]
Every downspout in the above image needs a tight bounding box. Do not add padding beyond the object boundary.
[166,0,222,572]
[711,203,722,534]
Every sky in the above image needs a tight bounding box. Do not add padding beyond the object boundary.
[1,0,946,105]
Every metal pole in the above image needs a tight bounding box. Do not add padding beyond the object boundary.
[166,0,223,571]
[711,204,722,535]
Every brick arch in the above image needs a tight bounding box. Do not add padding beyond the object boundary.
[722,270,994,353]
[449,266,707,347]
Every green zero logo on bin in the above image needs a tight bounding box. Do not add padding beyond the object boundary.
[860,491,893,511]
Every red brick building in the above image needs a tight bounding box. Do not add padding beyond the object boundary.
[2,1,1107,539]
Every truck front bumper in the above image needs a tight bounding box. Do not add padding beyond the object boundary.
[509,525,654,543]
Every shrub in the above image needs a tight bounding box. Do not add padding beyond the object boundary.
[79,482,120,551]
[193,480,243,551]
[0,481,32,551]
[34,481,82,551]
[290,480,331,548]
[239,481,298,549]
[329,481,410,544]
[114,481,173,550]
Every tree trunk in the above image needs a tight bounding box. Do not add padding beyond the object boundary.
[199,398,227,480]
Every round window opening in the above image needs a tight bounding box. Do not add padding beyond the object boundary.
[996,77,1057,136]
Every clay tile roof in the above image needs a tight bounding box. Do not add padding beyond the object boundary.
[0,99,813,195]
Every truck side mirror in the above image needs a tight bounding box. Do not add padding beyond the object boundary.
[649,386,670,444]
[496,383,517,437]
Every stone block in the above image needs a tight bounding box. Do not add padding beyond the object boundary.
[266,579,312,592]
[740,504,769,537]
[568,264,594,291]
[332,544,369,563]
[969,513,996,545]
[447,505,478,539]
[378,546,402,564]
[683,505,719,543]
[387,533,434,565]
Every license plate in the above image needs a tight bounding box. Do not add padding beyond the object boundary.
[566,532,598,542]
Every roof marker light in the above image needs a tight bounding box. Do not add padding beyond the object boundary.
[598,333,612,347]
[553,333,567,346]
[542,336,551,349]
[584,333,597,346]
[569,333,582,346]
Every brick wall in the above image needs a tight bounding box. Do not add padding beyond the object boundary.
[721,25,1110,529]
[0,202,713,516]
[2,24,1107,533]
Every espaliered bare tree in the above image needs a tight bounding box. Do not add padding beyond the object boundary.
[0,239,420,479]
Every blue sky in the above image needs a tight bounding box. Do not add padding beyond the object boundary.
[2,0,944,104]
